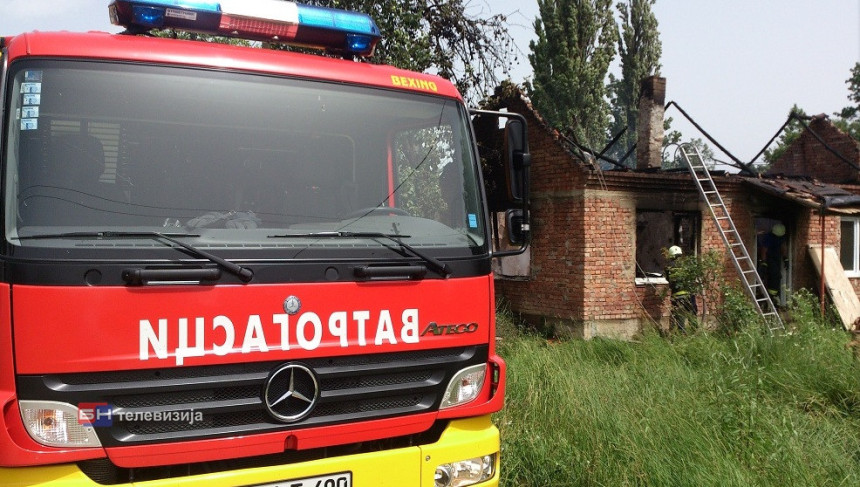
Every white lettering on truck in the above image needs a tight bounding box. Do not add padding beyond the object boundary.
[140,309,421,366]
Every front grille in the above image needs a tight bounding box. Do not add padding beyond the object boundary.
[17,346,486,447]
[111,385,260,408]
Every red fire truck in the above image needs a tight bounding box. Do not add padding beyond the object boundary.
[0,1,530,485]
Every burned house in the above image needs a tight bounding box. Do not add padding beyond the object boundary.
[486,80,860,338]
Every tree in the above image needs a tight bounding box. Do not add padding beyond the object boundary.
[834,62,860,140]
[765,64,860,164]
[393,126,453,221]
[153,30,251,46]
[838,62,860,120]
[763,105,805,165]
[662,136,715,170]
[303,1,517,103]
[159,1,517,104]
[528,0,618,149]
[606,0,661,167]
[662,117,717,171]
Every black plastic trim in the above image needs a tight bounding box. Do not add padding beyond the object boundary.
[0,256,490,285]
[77,420,450,484]
[121,267,222,285]
[17,345,489,447]
[353,265,428,280]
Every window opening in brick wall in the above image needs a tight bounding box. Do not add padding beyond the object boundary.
[841,217,860,277]
[635,210,699,284]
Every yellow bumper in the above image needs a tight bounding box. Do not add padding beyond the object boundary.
[1,416,499,487]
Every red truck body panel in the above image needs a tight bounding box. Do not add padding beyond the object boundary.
[13,278,492,374]
[5,31,462,101]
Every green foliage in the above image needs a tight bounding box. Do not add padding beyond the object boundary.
[151,30,252,46]
[715,285,762,336]
[305,1,517,103]
[837,62,860,121]
[764,105,806,165]
[833,116,860,142]
[156,1,517,103]
[606,0,661,166]
[527,0,618,149]
[663,136,716,170]
[663,251,711,297]
[494,304,860,486]
[834,62,860,140]
[664,249,723,323]
[767,63,860,164]
[393,126,452,220]
[786,288,839,329]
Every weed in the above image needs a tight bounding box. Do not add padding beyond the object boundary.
[495,300,860,486]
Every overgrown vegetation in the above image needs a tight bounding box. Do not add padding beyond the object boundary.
[494,292,860,486]
[663,249,724,327]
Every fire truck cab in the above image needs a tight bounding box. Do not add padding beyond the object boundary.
[0,1,529,486]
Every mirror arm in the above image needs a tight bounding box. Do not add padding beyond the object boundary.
[515,151,532,169]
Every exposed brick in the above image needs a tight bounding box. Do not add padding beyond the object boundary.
[768,118,860,184]
[493,95,860,337]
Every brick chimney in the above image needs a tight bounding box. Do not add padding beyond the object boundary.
[636,76,666,170]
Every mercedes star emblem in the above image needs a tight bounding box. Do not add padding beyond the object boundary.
[284,295,301,315]
[263,363,319,423]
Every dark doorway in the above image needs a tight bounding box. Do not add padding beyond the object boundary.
[755,217,791,307]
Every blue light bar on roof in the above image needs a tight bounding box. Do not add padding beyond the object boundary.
[108,0,381,57]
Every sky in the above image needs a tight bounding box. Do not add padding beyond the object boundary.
[493,0,860,164]
[1,0,858,163]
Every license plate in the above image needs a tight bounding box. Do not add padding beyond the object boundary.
[254,472,352,487]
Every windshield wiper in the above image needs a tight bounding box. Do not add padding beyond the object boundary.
[269,231,451,276]
[15,231,253,282]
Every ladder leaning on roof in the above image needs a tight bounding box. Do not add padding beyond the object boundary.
[679,144,784,331]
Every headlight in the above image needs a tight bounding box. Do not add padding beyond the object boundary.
[19,400,102,448]
[441,364,486,409]
[435,454,496,487]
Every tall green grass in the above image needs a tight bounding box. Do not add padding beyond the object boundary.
[494,292,860,486]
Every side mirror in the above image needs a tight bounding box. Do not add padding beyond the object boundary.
[470,109,531,257]
[504,118,531,203]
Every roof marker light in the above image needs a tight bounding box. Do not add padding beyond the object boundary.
[109,0,382,57]
[131,6,164,28]
[110,0,221,31]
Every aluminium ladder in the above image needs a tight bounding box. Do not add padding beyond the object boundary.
[679,145,784,331]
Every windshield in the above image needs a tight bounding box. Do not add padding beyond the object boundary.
[3,60,486,258]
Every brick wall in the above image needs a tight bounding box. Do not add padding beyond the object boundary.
[664,181,759,322]
[492,95,674,336]
[768,118,860,184]
[851,276,860,296]
[581,191,636,321]
[794,210,840,292]
[493,97,588,325]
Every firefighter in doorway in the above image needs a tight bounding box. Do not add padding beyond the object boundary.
[759,223,787,303]
[666,245,697,332]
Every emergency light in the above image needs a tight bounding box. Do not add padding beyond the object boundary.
[108,0,382,57]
